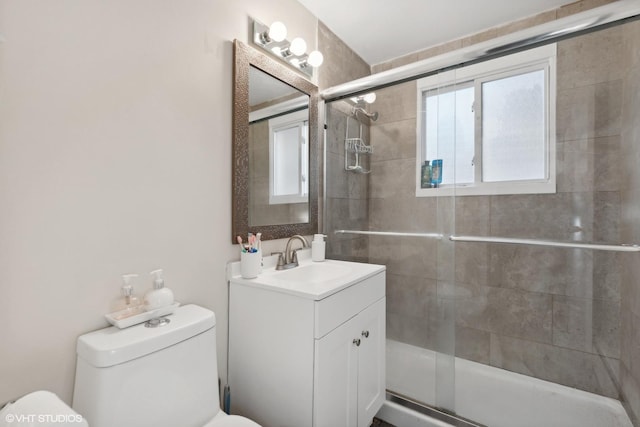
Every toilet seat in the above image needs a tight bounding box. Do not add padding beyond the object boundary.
[204,412,261,427]
[0,391,88,427]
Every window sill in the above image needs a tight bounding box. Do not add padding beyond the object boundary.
[415,181,556,197]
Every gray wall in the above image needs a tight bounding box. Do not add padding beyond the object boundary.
[320,0,639,420]
[620,19,640,427]
[326,20,634,404]
[368,23,625,399]
[364,2,640,416]
[325,101,371,262]
[318,22,372,262]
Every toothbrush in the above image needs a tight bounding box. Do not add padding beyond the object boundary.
[237,236,246,253]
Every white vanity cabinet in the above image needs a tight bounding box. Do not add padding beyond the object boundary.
[228,259,385,427]
[313,297,385,427]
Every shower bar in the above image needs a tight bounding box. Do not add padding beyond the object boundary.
[334,229,443,239]
[333,230,640,252]
[449,235,640,252]
[321,0,640,102]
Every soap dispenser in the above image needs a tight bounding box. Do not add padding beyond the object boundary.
[144,269,174,311]
[311,234,327,262]
[113,274,144,320]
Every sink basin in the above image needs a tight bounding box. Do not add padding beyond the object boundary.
[269,262,352,284]
[231,254,385,300]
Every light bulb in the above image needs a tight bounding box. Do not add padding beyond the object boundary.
[289,58,301,68]
[270,46,282,56]
[289,37,307,56]
[363,92,377,104]
[307,50,324,67]
[268,21,287,42]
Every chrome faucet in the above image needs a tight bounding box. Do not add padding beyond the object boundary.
[276,235,310,270]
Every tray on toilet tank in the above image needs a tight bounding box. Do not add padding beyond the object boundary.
[105,302,181,329]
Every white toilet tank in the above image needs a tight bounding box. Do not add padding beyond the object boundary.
[72,304,221,427]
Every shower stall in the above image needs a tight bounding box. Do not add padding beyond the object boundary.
[322,4,640,427]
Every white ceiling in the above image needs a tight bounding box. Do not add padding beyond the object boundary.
[297,0,574,65]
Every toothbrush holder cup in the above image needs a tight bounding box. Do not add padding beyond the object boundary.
[240,250,262,279]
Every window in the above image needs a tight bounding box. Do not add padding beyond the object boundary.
[416,44,556,197]
[269,109,309,204]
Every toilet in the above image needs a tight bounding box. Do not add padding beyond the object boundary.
[0,390,88,427]
[72,304,260,427]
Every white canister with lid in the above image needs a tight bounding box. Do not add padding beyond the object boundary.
[311,234,326,262]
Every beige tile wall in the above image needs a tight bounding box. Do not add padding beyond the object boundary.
[620,18,640,427]
[365,23,625,399]
[319,23,373,262]
[325,24,630,404]
[325,101,372,262]
[317,21,371,90]
[322,0,637,415]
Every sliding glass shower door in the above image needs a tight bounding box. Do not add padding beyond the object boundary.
[323,14,640,427]
[324,69,458,415]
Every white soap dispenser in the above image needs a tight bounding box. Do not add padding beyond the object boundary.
[144,269,174,311]
[311,234,327,262]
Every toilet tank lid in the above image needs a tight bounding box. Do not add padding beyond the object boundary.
[76,304,216,368]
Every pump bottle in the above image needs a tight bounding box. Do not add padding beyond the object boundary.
[144,269,174,311]
[113,274,144,320]
[311,234,327,262]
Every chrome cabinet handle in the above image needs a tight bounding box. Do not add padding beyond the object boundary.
[362,330,369,338]
[353,338,361,346]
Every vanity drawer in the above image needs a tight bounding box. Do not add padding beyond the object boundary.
[314,271,385,339]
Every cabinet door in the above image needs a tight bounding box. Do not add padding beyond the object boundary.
[357,298,386,427]
[314,316,359,427]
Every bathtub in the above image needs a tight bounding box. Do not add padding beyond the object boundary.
[378,339,633,427]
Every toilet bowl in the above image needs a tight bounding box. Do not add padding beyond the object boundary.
[204,413,264,426]
[0,390,88,427]
[72,304,260,427]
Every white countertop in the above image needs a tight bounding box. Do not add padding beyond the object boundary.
[228,251,385,300]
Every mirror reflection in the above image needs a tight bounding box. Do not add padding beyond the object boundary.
[248,66,310,226]
[232,40,318,242]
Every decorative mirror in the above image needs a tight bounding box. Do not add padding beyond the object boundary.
[232,40,319,242]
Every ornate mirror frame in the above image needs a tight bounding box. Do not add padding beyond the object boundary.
[232,40,319,242]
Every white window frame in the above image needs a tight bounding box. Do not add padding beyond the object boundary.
[416,43,557,197]
[268,109,309,205]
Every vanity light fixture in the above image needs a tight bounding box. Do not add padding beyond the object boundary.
[257,21,287,44]
[306,50,324,67]
[292,50,325,70]
[252,18,323,77]
[288,38,307,57]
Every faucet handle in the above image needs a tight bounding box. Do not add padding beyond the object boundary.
[271,252,285,269]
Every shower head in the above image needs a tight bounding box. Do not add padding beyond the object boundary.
[353,106,379,121]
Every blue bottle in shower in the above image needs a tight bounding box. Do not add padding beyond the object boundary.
[431,159,443,187]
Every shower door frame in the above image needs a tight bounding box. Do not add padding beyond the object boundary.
[320,0,640,421]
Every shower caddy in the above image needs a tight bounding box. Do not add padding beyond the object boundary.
[344,114,373,173]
